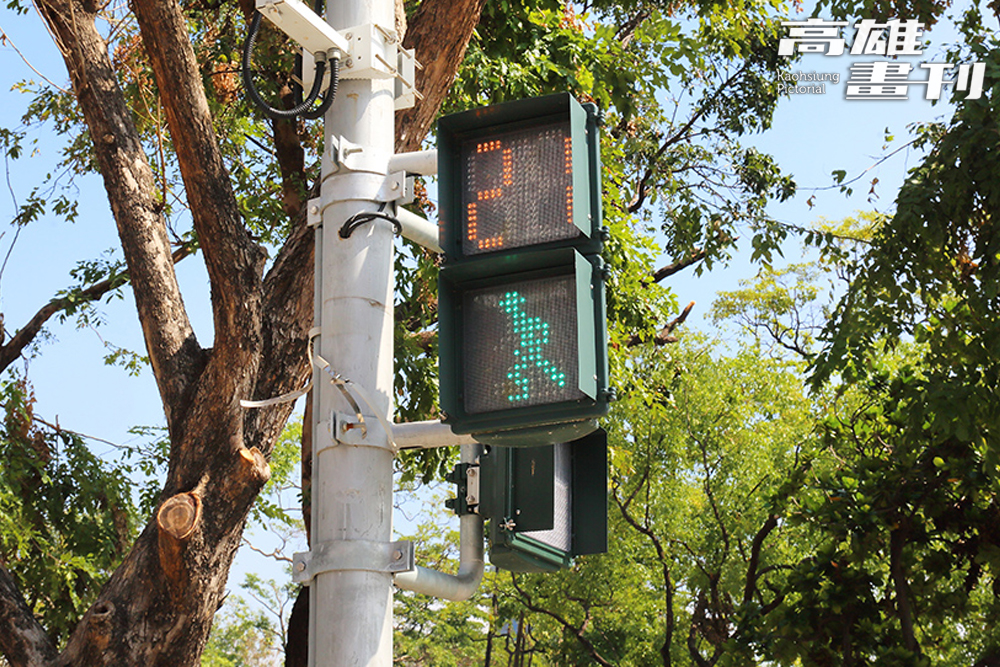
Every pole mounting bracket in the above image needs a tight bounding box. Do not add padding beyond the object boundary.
[293,539,415,584]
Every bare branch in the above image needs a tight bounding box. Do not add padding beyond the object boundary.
[241,538,294,564]
[246,208,315,459]
[627,62,750,214]
[696,436,731,563]
[612,471,676,666]
[0,27,70,93]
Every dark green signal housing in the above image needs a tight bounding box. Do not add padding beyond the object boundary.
[479,429,609,571]
[437,93,610,446]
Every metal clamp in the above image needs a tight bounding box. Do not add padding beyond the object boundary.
[293,539,414,584]
[376,171,414,204]
[394,47,423,110]
[307,197,323,228]
[444,462,481,515]
[328,136,391,175]
[333,410,395,451]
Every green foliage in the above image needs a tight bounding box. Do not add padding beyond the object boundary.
[117,425,171,518]
[0,376,135,645]
[202,572,296,667]
[712,262,827,357]
[768,346,1000,665]
[814,21,1000,389]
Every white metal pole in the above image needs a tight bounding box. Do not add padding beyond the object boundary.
[310,0,396,664]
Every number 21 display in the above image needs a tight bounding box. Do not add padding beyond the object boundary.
[462,126,576,255]
[437,93,611,446]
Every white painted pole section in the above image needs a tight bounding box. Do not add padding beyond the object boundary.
[394,443,485,600]
[395,207,443,254]
[310,0,395,663]
[387,149,438,176]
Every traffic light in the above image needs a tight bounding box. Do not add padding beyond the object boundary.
[477,429,608,572]
[437,93,611,446]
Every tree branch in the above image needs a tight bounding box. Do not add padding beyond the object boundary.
[696,435,730,565]
[0,246,192,375]
[509,574,616,667]
[35,0,205,431]
[627,301,694,347]
[890,523,919,655]
[612,467,675,667]
[627,62,750,214]
[742,514,778,606]
[132,0,266,346]
[651,250,709,283]
[0,560,58,667]
[271,115,307,219]
[615,6,650,47]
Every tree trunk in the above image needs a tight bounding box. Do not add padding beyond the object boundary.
[0,0,481,663]
[395,0,489,153]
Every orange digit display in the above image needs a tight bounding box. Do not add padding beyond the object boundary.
[467,141,513,251]
[461,121,579,256]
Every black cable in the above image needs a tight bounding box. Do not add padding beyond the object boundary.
[303,56,338,120]
[339,204,403,239]
[292,0,324,105]
[241,11,339,120]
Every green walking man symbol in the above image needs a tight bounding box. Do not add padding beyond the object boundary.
[498,291,567,402]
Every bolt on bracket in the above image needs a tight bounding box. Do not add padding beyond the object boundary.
[444,462,481,516]
[332,410,397,451]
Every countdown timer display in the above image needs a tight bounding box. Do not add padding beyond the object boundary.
[459,121,581,256]
[461,273,585,415]
[436,93,608,445]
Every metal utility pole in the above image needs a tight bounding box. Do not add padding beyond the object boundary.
[310,0,397,663]
[247,1,519,665]
[250,1,607,654]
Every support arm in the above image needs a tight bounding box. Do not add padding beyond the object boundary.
[394,443,485,601]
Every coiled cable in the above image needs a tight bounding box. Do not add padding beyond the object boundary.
[241,9,339,119]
